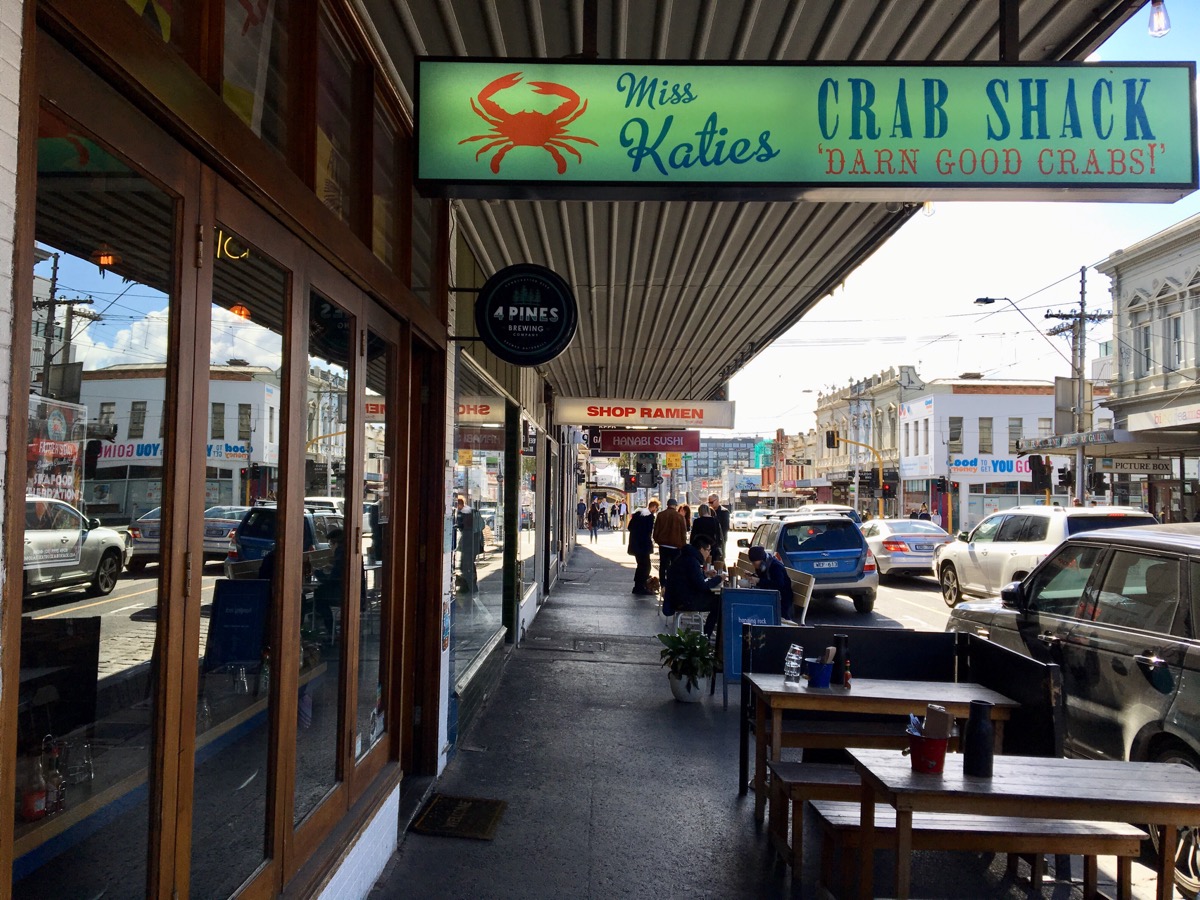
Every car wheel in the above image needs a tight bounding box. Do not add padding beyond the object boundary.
[1149,744,1200,898]
[90,550,121,596]
[940,564,961,607]
[126,558,148,576]
[853,591,876,614]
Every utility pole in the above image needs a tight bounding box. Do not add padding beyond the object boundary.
[1046,267,1111,504]
[37,253,59,396]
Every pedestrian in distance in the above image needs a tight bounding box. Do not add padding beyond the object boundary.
[628,498,658,595]
[690,504,723,571]
[653,498,688,584]
[918,503,932,521]
[707,493,731,548]
[678,503,692,535]
[587,500,602,543]
[576,498,587,529]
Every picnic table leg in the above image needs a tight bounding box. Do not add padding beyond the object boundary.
[753,697,768,822]
[858,780,876,900]
[894,806,913,899]
[1155,824,1178,900]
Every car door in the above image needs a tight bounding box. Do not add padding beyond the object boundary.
[25,500,88,589]
[1058,550,1188,761]
[977,514,1027,592]
[959,514,1006,594]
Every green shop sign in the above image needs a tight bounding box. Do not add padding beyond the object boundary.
[416,59,1196,202]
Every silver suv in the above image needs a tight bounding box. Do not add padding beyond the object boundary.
[935,504,1156,607]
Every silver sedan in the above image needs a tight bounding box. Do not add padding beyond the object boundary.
[861,518,950,577]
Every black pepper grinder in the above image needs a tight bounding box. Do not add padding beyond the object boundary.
[832,634,848,685]
[963,699,995,777]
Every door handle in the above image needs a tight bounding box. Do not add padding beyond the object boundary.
[973,627,990,638]
[1134,653,1167,669]
[1037,632,1061,647]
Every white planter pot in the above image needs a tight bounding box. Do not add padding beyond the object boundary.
[669,672,710,702]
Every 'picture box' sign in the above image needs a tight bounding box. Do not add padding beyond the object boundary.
[416,59,1197,202]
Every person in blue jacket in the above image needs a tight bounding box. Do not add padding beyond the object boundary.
[748,545,794,620]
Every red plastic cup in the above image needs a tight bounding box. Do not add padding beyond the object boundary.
[908,731,949,774]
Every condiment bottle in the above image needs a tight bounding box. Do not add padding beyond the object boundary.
[843,657,852,689]
[20,755,48,821]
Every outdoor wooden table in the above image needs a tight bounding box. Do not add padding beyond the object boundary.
[744,673,1017,822]
[850,747,1200,900]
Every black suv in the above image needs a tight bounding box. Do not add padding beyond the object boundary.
[947,522,1200,895]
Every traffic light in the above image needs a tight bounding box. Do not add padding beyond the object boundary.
[868,469,880,489]
[825,430,839,449]
[1029,454,1047,490]
[881,482,894,499]
[1090,471,1108,493]
[624,473,638,491]
[950,481,960,491]
[1057,466,1071,488]
[530,474,537,491]
[935,476,948,493]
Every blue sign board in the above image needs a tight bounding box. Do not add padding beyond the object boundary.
[721,588,781,687]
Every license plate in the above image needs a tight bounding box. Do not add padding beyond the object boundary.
[914,544,933,552]
[813,561,838,569]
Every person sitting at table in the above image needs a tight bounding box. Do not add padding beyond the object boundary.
[664,534,723,636]
[747,545,793,620]
[690,504,723,570]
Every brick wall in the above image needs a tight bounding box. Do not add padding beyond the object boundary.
[315,786,399,900]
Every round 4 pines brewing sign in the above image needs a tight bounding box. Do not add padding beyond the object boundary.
[475,263,578,367]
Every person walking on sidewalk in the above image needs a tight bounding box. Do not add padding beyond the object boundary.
[653,498,687,584]
[576,498,587,529]
[587,500,603,543]
[627,498,658,595]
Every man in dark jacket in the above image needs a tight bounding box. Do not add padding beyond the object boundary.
[664,535,723,635]
[627,498,658,595]
[707,493,732,548]
[748,545,794,620]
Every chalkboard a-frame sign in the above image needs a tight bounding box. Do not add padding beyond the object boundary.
[474,263,578,367]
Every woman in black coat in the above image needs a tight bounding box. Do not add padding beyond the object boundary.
[626,499,659,595]
[690,504,724,567]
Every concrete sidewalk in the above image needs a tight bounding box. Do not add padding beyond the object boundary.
[370,528,1172,899]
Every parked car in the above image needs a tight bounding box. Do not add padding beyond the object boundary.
[861,518,951,577]
[202,505,252,560]
[935,504,1157,607]
[793,504,863,526]
[24,495,128,598]
[224,504,343,578]
[305,495,346,515]
[126,506,163,574]
[946,522,1200,895]
[738,513,878,613]
[731,510,753,531]
[747,509,773,530]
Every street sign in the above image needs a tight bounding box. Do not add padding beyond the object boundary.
[664,452,682,469]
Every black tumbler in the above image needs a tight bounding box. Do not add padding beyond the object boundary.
[963,699,995,777]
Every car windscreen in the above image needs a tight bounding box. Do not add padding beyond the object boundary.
[781,521,863,552]
[1064,514,1158,536]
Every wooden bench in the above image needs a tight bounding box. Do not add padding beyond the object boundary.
[811,800,1144,899]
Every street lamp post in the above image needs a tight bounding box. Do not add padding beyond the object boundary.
[975,293,1083,500]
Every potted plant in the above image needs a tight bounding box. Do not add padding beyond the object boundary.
[657,627,716,702]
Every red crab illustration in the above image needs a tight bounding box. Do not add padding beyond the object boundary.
[459,72,598,174]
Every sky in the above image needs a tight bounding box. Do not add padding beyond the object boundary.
[724,1,1200,440]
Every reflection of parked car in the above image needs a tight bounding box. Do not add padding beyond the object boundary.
[739,513,878,613]
[127,506,163,574]
[224,505,343,578]
[128,505,251,573]
[24,495,127,597]
[935,505,1157,607]
[861,518,950,577]
[946,523,1200,896]
[202,505,251,560]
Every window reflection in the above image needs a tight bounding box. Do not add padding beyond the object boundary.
[450,364,505,683]
[191,225,288,898]
[14,109,176,899]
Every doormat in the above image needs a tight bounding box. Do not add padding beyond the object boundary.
[411,793,507,840]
